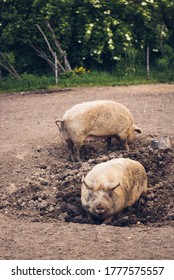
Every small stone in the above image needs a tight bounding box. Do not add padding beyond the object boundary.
[38,177,48,186]
[81,162,91,171]
[17,199,23,204]
[167,212,174,220]
[32,218,40,222]
[121,215,129,222]
[151,136,171,150]
[40,201,48,209]
[36,146,42,152]
[38,164,47,169]
[74,215,83,223]
[108,153,116,159]
[146,193,155,200]
[28,200,34,205]
[42,194,48,200]
[32,195,39,201]
[48,206,55,212]
[146,201,154,207]
[98,155,109,162]
[40,211,47,216]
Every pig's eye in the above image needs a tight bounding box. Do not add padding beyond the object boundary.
[87,191,97,201]
[86,192,92,201]
[88,192,93,198]
[108,190,113,197]
[102,193,111,200]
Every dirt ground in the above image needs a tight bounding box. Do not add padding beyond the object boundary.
[0,84,174,260]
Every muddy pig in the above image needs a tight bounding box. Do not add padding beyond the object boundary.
[81,158,147,223]
[55,100,141,161]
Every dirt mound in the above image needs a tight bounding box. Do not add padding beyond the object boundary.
[1,139,174,228]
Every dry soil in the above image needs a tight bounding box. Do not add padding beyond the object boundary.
[0,84,174,260]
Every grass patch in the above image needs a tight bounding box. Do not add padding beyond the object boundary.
[0,74,55,93]
[0,69,173,93]
[54,69,174,87]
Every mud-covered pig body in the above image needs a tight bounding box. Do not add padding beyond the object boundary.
[81,158,147,223]
[55,100,141,161]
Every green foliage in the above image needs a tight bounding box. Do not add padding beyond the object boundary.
[156,45,174,71]
[156,57,169,72]
[2,52,15,65]
[0,0,174,78]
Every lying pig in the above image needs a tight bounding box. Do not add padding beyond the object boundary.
[81,158,147,223]
[55,100,141,161]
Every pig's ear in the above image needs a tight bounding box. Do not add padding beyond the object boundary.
[106,182,120,191]
[134,125,142,134]
[55,119,64,130]
[82,177,94,190]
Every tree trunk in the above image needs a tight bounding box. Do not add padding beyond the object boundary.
[146,43,150,79]
[55,52,58,85]
[0,67,2,80]
[160,25,165,56]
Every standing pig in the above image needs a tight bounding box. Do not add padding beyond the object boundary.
[81,158,147,223]
[55,100,141,161]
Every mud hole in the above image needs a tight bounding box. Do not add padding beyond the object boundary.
[1,138,174,228]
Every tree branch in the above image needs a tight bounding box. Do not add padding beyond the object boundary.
[0,52,21,80]
[46,22,72,71]
[35,24,66,73]
[31,44,55,70]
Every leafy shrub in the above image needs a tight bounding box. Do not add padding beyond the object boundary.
[60,67,90,79]
[156,57,169,72]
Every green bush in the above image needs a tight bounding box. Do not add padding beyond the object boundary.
[156,57,169,72]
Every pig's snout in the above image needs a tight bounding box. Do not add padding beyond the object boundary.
[95,203,107,215]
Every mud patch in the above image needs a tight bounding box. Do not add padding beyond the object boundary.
[1,139,173,228]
